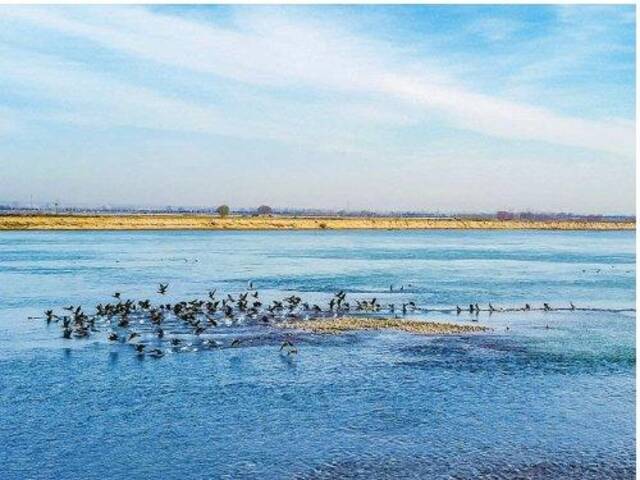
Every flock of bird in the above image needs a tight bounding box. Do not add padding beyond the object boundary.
[38,281,632,358]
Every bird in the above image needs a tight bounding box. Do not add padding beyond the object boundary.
[543,303,551,311]
[280,339,298,355]
[570,302,576,310]
[525,304,531,311]
[193,325,206,336]
[203,339,219,349]
[48,282,517,359]
[147,348,164,358]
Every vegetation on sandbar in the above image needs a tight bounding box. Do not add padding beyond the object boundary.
[280,317,490,335]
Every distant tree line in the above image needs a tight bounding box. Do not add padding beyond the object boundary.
[0,203,634,223]
[214,205,273,217]
[495,211,617,222]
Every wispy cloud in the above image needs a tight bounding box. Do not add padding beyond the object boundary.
[0,5,634,212]
[1,5,634,156]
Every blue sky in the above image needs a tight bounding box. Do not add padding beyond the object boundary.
[0,5,635,213]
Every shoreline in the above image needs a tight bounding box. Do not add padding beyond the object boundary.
[0,214,634,231]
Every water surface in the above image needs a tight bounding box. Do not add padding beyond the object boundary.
[0,230,635,479]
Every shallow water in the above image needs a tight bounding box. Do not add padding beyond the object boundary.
[0,230,635,479]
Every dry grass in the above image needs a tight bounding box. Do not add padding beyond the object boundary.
[279,316,490,335]
[0,214,633,231]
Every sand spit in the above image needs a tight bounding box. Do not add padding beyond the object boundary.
[0,214,634,231]
[280,317,490,335]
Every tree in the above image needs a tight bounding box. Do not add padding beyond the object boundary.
[216,205,230,217]
[256,205,273,216]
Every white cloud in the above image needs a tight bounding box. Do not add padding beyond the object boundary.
[1,5,634,157]
[381,75,634,156]
[0,45,382,158]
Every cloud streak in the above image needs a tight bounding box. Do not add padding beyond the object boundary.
[2,5,634,156]
[0,5,634,213]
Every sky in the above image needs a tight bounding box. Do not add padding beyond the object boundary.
[0,5,635,214]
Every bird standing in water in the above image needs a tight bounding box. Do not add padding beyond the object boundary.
[280,338,298,355]
[147,348,164,358]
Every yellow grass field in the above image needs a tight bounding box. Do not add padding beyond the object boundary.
[0,214,634,231]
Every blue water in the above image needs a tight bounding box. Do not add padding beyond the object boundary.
[0,230,635,479]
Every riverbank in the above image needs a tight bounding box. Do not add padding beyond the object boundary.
[0,214,634,230]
